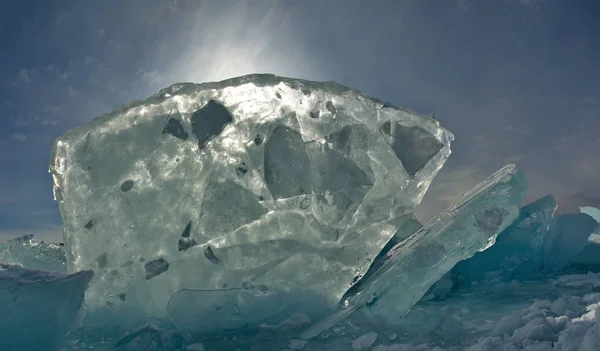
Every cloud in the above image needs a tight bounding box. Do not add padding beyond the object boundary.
[137,69,162,86]
[58,71,75,81]
[10,133,27,142]
[519,0,541,5]
[16,69,31,83]
[41,105,61,114]
[160,1,325,85]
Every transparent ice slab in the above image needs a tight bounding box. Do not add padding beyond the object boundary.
[300,164,527,338]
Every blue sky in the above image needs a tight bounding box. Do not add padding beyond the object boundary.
[1,0,599,242]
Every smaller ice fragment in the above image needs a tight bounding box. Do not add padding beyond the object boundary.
[542,213,598,271]
[0,234,67,273]
[0,263,94,350]
[580,206,600,224]
[567,207,600,270]
[451,197,598,285]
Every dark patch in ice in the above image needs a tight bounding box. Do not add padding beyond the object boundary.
[236,163,248,177]
[117,293,126,301]
[96,252,108,270]
[275,92,282,99]
[120,180,134,192]
[311,142,372,192]
[380,121,443,177]
[299,195,311,210]
[264,126,311,199]
[120,260,133,268]
[139,257,145,262]
[326,101,337,115]
[254,134,264,146]
[181,221,192,238]
[84,220,94,229]
[190,100,233,150]
[200,180,268,235]
[178,237,197,252]
[144,258,170,280]
[82,132,92,152]
[162,118,188,140]
[474,207,509,235]
[204,246,220,264]
[309,111,320,119]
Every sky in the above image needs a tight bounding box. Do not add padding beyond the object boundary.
[1,0,599,243]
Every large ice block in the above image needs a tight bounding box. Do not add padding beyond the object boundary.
[49,74,453,330]
[0,263,93,350]
[0,234,67,273]
[340,164,527,325]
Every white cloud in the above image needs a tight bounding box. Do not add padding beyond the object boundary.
[41,105,61,114]
[58,71,75,80]
[161,1,325,86]
[10,132,27,142]
[16,68,31,83]
[137,69,162,85]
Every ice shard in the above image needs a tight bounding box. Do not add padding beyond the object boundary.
[0,234,67,273]
[542,213,597,271]
[0,263,93,350]
[565,207,600,270]
[49,74,453,330]
[450,197,598,285]
[580,206,600,224]
[339,164,527,326]
[452,195,558,283]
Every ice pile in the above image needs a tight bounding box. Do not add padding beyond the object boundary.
[3,74,600,350]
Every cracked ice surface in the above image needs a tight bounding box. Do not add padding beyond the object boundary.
[49,74,453,332]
